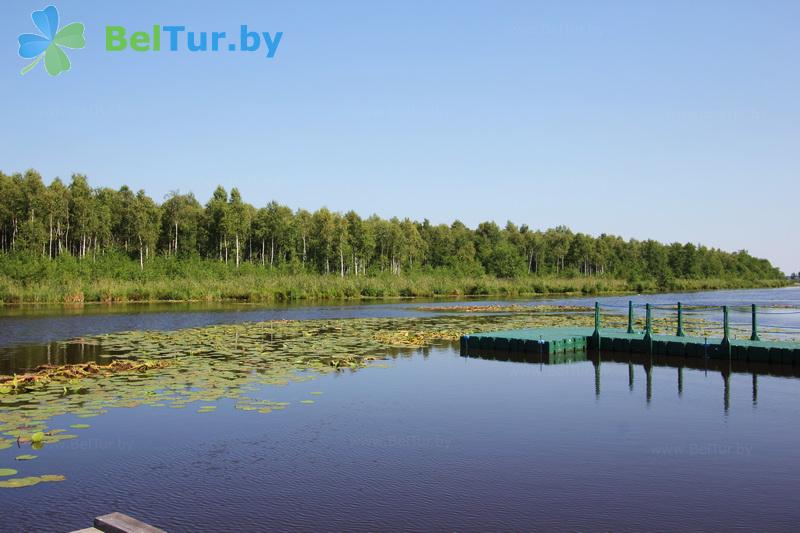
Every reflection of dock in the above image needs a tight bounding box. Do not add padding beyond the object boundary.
[460,346,800,378]
[460,302,800,365]
[461,349,778,412]
[463,347,589,365]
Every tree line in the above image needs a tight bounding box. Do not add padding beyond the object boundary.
[0,170,784,281]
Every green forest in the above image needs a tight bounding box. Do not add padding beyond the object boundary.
[0,170,787,303]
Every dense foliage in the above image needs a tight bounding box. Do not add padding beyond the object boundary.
[0,170,785,294]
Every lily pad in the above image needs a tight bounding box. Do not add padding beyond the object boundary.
[69,424,91,429]
[0,476,41,489]
[300,400,315,404]
[14,455,37,461]
[0,469,18,477]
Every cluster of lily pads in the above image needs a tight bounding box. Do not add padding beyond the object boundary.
[1,310,722,488]
[416,304,594,313]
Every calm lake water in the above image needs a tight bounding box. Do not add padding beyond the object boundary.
[1,287,799,531]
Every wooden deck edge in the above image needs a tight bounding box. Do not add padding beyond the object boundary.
[93,513,167,533]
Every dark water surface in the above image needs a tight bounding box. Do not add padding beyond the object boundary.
[2,346,800,532]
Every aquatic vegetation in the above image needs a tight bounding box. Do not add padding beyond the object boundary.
[373,329,464,347]
[0,360,170,388]
[39,474,65,482]
[0,474,64,488]
[14,455,37,461]
[416,304,594,313]
[0,476,41,488]
[0,468,17,476]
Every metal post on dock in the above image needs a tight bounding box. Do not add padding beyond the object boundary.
[723,305,729,341]
[627,300,635,334]
[721,305,732,357]
[594,302,600,331]
[644,303,653,354]
[750,304,761,341]
[676,302,685,337]
[592,302,601,347]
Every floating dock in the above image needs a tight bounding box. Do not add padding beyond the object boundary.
[460,303,800,364]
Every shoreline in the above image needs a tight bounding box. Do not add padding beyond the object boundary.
[0,277,791,306]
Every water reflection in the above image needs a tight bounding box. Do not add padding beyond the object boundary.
[0,336,438,375]
[0,340,107,374]
[753,373,758,406]
[461,346,800,412]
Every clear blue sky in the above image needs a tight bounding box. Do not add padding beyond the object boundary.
[1,1,797,273]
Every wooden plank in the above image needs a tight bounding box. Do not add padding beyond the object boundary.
[70,528,103,533]
[94,513,167,533]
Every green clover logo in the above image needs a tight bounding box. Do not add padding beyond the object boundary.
[18,5,85,76]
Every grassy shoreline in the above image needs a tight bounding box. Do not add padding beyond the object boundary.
[0,270,789,304]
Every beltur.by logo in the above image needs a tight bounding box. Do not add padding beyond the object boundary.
[106,25,283,58]
[18,5,86,76]
[15,5,284,77]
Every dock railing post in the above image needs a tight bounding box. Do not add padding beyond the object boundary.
[592,302,601,348]
[722,305,729,341]
[627,300,635,334]
[750,304,760,341]
[644,303,653,354]
[721,305,731,357]
[676,302,685,337]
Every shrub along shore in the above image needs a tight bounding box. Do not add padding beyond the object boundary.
[0,255,789,304]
